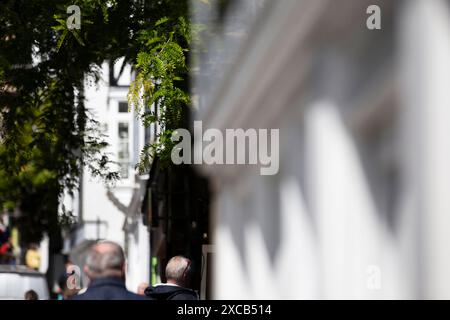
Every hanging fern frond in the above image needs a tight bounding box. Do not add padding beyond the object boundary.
[129,15,191,172]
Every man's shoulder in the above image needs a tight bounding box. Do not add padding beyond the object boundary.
[70,291,147,300]
[145,284,199,300]
[70,286,147,300]
[169,289,199,300]
[124,290,147,300]
[69,292,89,300]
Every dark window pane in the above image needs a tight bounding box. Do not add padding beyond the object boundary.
[119,102,129,113]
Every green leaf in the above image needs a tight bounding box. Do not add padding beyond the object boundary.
[155,17,170,26]
[56,30,68,51]
[71,29,85,46]
[52,25,65,31]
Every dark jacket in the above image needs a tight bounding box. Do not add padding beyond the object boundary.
[145,284,199,300]
[70,276,146,300]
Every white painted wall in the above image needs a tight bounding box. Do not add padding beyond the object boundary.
[193,0,450,299]
[63,60,150,292]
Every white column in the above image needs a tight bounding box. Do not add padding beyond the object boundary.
[306,101,387,299]
[399,0,450,299]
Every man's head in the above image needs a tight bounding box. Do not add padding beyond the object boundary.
[84,241,125,280]
[165,256,192,287]
[24,290,38,300]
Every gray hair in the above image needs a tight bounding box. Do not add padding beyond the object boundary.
[165,256,192,286]
[85,241,125,279]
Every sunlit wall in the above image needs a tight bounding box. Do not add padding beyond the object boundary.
[191,0,450,299]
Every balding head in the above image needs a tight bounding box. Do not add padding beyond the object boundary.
[85,241,125,280]
[165,256,192,287]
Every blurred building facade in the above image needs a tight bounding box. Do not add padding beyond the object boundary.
[62,59,150,292]
[192,0,450,299]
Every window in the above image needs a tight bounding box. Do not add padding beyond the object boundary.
[119,102,129,113]
[118,122,130,179]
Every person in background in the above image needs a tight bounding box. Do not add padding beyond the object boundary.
[0,237,14,265]
[0,216,13,264]
[144,256,199,300]
[0,216,8,244]
[25,243,40,270]
[70,241,146,300]
[24,290,39,300]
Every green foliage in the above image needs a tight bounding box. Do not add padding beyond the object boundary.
[0,0,145,243]
[0,0,193,243]
[129,12,191,171]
